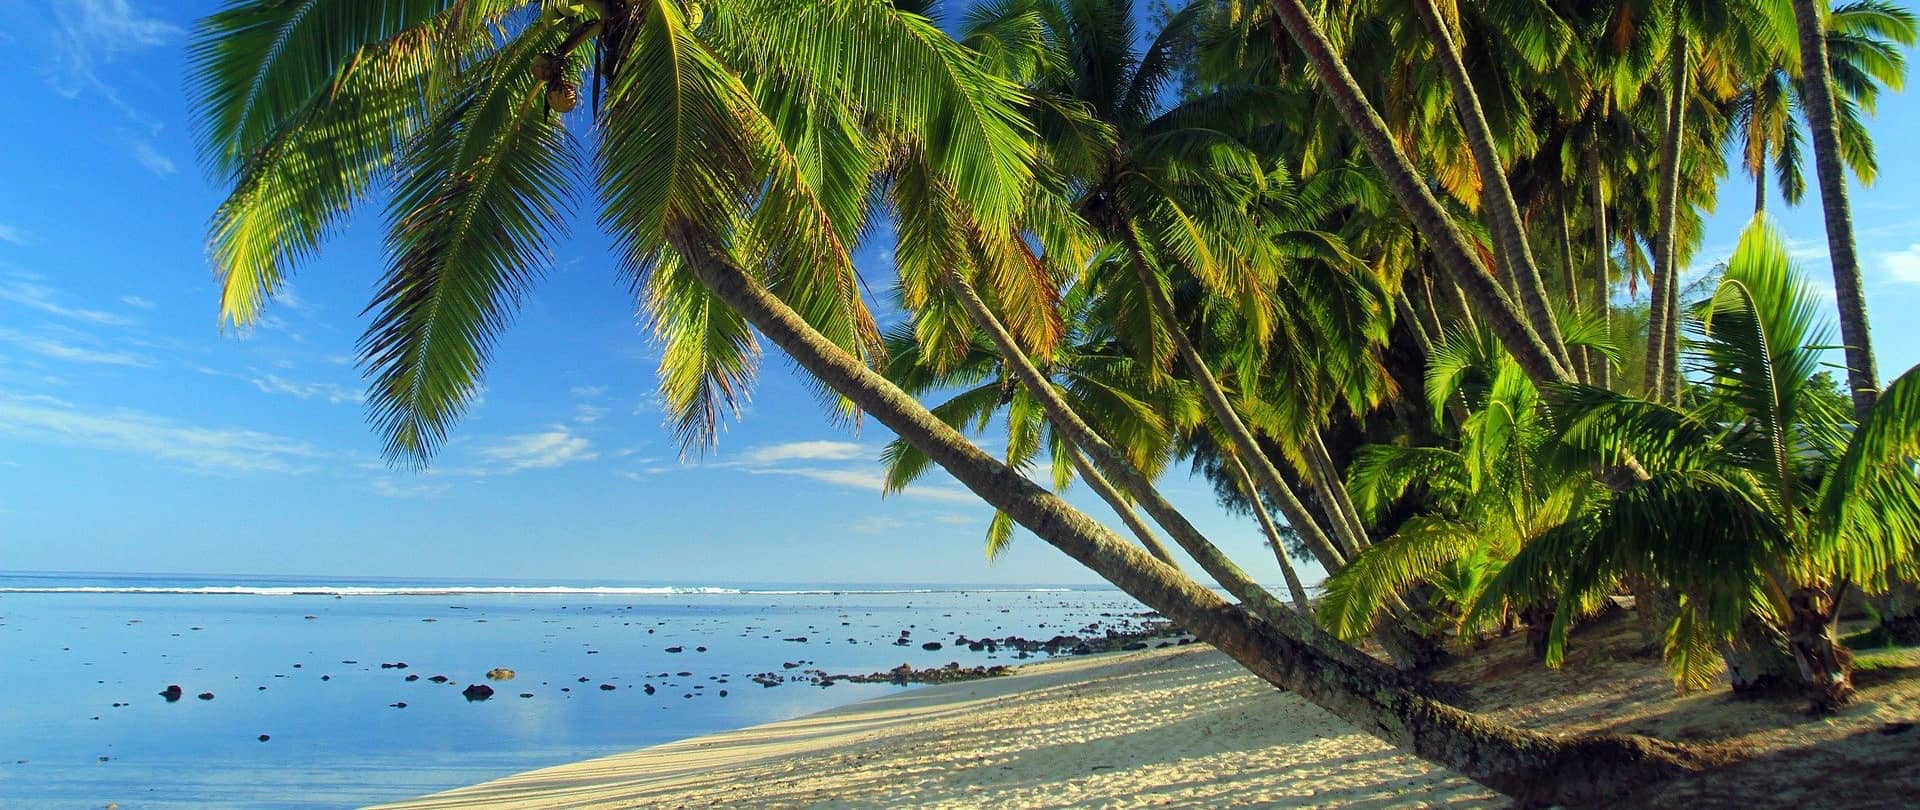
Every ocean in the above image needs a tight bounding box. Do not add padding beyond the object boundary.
[0,571,1150,808]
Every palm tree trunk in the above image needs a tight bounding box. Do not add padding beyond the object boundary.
[1590,147,1613,391]
[936,262,1390,678]
[1307,430,1370,551]
[1790,0,1880,421]
[1127,255,1443,670]
[1754,141,1768,215]
[1066,447,1181,570]
[1265,0,1575,390]
[1720,613,1801,698]
[1229,454,1314,611]
[1557,194,1587,384]
[1644,32,1688,403]
[1408,0,1572,371]
[673,219,1709,806]
[1786,584,1856,712]
[1130,254,1353,568]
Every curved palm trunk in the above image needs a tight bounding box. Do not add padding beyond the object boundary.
[1753,141,1768,215]
[1266,0,1575,390]
[1409,0,1572,370]
[675,220,1709,806]
[1066,447,1182,569]
[1307,430,1371,551]
[936,264,1393,679]
[1124,253,1351,569]
[1645,33,1688,403]
[1129,258,1444,670]
[1790,0,1880,420]
[1229,454,1313,611]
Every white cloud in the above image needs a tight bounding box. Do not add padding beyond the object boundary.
[1879,244,1920,285]
[0,225,35,246]
[850,516,909,534]
[474,428,597,473]
[124,136,176,177]
[48,0,180,100]
[119,295,154,309]
[0,391,321,473]
[716,439,973,502]
[734,440,866,465]
[573,403,609,424]
[248,373,363,405]
[0,280,134,326]
[0,328,150,366]
[370,478,450,498]
[570,385,608,398]
[748,465,976,503]
[932,514,975,525]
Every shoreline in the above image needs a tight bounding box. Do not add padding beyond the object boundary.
[373,645,1494,809]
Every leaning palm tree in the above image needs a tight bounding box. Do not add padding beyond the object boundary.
[190,0,1716,802]
[876,285,1202,570]
[1485,217,1920,710]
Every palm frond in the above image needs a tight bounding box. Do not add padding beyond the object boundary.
[360,27,577,465]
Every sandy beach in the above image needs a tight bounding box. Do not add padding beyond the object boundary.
[374,605,1920,810]
[373,645,1497,809]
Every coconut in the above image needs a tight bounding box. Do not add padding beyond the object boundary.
[531,53,560,83]
[547,81,579,113]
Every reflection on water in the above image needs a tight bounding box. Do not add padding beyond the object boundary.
[0,573,1140,808]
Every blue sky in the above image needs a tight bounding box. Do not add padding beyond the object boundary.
[0,1,1916,585]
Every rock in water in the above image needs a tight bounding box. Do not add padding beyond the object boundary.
[197,692,215,701]
[257,735,270,742]
[921,642,943,651]
[159,685,182,702]
[598,683,616,691]
[486,668,515,681]
[462,684,494,702]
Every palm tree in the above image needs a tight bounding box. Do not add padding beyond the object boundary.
[1730,0,1910,215]
[1255,0,1576,389]
[1320,325,1610,659]
[1487,217,1920,710]
[1788,0,1914,420]
[188,1,1712,801]
[875,290,1199,570]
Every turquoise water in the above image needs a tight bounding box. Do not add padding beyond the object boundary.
[0,572,1145,808]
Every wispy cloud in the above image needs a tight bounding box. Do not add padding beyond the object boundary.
[370,478,450,498]
[0,280,135,326]
[850,516,909,534]
[0,391,322,474]
[48,0,179,103]
[1878,244,1920,285]
[248,373,363,405]
[0,328,150,366]
[573,403,609,424]
[734,440,866,465]
[723,440,974,503]
[124,134,176,177]
[120,295,154,309]
[473,428,598,473]
[0,224,35,247]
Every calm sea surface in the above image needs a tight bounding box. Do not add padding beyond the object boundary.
[0,572,1147,808]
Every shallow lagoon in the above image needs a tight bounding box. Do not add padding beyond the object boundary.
[0,573,1143,808]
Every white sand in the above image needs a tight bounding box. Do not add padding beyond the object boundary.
[373,646,1498,808]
